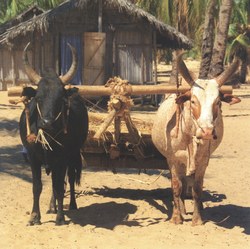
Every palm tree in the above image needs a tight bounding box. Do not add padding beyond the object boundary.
[208,0,234,78]
[199,0,218,79]
[136,0,208,44]
[226,0,250,83]
[135,0,209,84]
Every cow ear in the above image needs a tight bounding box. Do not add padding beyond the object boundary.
[176,91,191,105]
[219,93,241,105]
[64,86,79,97]
[21,87,37,100]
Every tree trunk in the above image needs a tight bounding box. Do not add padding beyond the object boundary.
[170,51,178,85]
[199,0,217,79]
[208,0,233,78]
[170,0,189,85]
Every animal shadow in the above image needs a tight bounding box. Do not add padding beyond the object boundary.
[65,201,138,229]
[203,190,226,203]
[0,118,19,136]
[0,145,32,182]
[92,186,173,219]
[203,204,250,235]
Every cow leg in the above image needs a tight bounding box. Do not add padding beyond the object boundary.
[169,166,184,224]
[28,163,42,226]
[47,173,68,213]
[47,190,57,214]
[52,166,67,225]
[68,166,77,210]
[192,165,206,226]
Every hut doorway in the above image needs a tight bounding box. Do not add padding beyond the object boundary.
[83,32,106,85]
[115,30,152,84]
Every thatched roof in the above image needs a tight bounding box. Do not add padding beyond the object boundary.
[0,0,192,49]
[0,5,44,35]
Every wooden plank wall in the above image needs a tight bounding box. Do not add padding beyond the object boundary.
[114,29,152,84]
[0,32,56,90]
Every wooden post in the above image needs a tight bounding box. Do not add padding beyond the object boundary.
[153,30,158,105]
[0,49,3,90]
[11,48,16,88]
[98,0,103,33]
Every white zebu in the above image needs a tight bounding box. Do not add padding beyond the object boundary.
[152,53,240,225]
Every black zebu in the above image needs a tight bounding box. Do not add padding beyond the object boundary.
[19,43,88,225]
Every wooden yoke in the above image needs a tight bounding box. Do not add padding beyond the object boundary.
[7,84,233,98]
[93,77,147,160]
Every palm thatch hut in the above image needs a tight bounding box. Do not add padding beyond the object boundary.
[0,0,192,91]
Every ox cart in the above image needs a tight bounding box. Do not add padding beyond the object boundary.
[8,77,232,172]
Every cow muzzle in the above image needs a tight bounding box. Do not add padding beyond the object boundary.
[37,103,63,131]
[196,127,217,140]
[39,118,54,130]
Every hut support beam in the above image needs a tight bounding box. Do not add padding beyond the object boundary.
[0,49,3,90]
[98,0,103,33]
[11,49,16,87]
[153,30,158,105]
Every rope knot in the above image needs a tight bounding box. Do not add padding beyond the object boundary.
[27,133,37,143]
[105,77,134,114]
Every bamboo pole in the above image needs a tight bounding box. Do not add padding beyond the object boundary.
[7,84,233,97]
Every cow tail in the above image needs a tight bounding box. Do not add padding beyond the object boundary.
[67,152,83,186]
[75,160,82,186]
[75,151,86,185]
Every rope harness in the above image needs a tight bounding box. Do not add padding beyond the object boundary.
[24,98,72,151]
[175,99,213,176]
[36,103,63,125]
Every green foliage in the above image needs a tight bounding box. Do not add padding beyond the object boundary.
[231,0,248,25]
[0,0,64,24]
[136,0,209,59]
[135,0,248,61]
[225,0,250,62]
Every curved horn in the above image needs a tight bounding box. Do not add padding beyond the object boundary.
[23,42,41,84]
[215,59,240,87]
[177,51,195,86]
[59,43,78,84]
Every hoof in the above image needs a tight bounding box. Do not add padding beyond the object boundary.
[55,215,66,226]
[27,220,41,226]
[192,217,204,226]
[55,219,66,226]
[27,213,41,226]
[170,215,183,225]
[46,209,57,214]
[69,203,77,210]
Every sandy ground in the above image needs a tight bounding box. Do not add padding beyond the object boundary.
[0,75,250,248]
